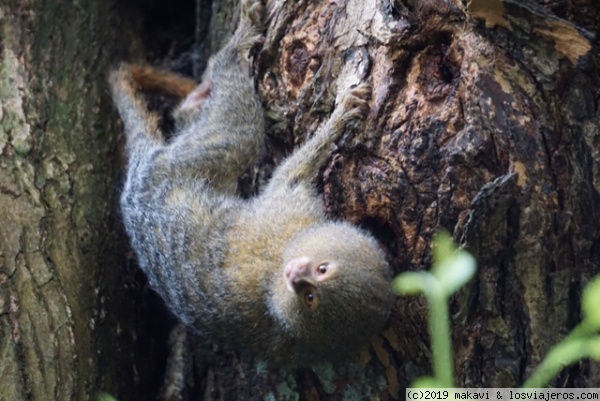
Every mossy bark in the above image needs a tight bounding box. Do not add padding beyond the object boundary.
[0,1,166,400]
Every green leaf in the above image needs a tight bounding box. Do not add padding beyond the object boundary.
[97,393,118,401]
[435,252,477,297]
[431,232,477,297]
[394,271,433,295]
[582,276,600,330]
[432,231,455,268]
[395,233,477,298]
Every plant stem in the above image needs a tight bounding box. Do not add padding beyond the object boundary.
[429,286,454,387]
[522,338,595,388]
[565,321,595,341]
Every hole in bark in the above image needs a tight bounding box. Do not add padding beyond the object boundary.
[118,0,199,60]
[420,32,461,97]
[439,34,460,84]
[439,61,454,84]
[358,217,397,260]
[285,40,310,87]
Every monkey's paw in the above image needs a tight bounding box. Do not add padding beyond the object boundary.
[237,0,265,51]
[242,0,264,29]
[108,63,136,100]
[338,83,372,125]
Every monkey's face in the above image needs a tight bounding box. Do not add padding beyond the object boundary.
[283,256,339,312]
[272,222,395,362]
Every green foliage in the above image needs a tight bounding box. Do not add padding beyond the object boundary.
[97,393,118,401]
[394,231,600,388]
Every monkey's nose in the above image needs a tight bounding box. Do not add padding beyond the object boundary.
[284,256,312,292]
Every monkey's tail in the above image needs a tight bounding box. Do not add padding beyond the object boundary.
[108,64,164,152]
[128,64,198,99]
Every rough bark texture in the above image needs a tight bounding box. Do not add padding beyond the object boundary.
[2,0,599,400]
[174,0,600,398]
[0,1,169,400]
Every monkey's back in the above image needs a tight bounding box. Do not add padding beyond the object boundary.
[120,145,243,328]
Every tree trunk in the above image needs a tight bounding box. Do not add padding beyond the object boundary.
[0,1,169,400]
[2,0,599,400]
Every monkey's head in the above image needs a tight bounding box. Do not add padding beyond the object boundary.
[269,222,395,364]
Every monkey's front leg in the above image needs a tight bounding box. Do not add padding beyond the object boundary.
[265,83,371,193]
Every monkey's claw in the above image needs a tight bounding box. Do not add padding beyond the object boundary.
[339,83,372,124]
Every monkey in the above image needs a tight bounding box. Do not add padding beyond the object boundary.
[109,0,395,366]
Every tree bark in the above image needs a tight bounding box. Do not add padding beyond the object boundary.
[2,0,599,400]
[0,1,169,400]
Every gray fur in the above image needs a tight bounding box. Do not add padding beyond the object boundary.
[110,0,394,366]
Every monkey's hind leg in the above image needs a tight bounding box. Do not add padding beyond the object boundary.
[165,0,266,191]
[109,65,165,156]
[175,0,264,120]
[266,83,372,192]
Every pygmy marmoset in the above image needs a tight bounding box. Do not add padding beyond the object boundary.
[109,0,395,365]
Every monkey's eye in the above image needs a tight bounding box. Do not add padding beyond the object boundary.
[316,263,328,275]
[304,290,316,308]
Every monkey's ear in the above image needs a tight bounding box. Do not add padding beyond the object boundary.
[284,256,313,293]
[179,80,212,112]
